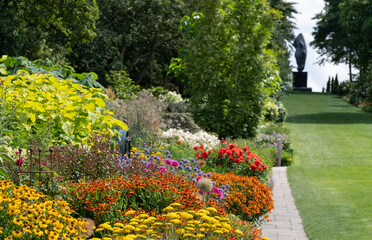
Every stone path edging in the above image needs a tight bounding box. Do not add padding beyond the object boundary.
[260,167,308,240]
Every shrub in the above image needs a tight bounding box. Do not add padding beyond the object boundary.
[161,128,219,150]
[105,70,140,100]
[194,142,271,183]
[209,172,274,223]
[48,132,122,182]
[0,180,88,240]
[0,71,127,148]
[105,90,167,148]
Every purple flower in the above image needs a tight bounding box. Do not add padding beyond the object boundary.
[223,193,228,198]
[212,181,216,186]
[185,166,192,172]
[207,173,211,177]
[190,158,195,163]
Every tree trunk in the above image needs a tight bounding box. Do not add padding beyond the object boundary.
[349,49,352,82]
[136,33,158,85]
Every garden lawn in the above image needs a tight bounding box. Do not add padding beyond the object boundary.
[282,92,372,240]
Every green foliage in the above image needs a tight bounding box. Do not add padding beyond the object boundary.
[105,70,140,100]
[0,71,127,148]
[174,0,280,139]
[268,0,298,91]
[0,55,103,89]
[326,77,331,93]
[0,0,99,63]
[70,0,197,88]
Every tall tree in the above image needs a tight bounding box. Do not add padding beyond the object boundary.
[70,0,197,87]
[0,0,99,63]
[339,1,372,75]
[173,0,280,138]
[311,0,354,82]
[268,0,298,91]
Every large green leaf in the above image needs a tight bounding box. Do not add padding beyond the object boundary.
[62,122,74,136]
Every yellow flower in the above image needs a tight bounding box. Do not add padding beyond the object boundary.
[5,236,13,240]
[262,238,271,240]
[195,234,205,238]
[12,230,22,238]
[235,229,243,235]
[124,210,137,216]
[206,207,218,213]
[176,229,185,235]
[162,206,174,212]
[170,219,181,224]
[169,203,182,208]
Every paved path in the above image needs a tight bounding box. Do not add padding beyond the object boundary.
[260,167,308,240]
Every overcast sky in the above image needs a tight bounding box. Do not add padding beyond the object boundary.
[289,0,354,92]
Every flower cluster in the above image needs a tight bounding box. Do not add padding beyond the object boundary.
[161,128,219,149]
[194,141,271,182]
[63,174,226,225]
[209,172,274,223]
[91,203,243,240]
[0,180,87,239]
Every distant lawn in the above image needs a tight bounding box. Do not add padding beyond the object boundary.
[282,92,372,240]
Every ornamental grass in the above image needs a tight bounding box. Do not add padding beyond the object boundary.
[63,173,226,225]
[0,180,87,240]
[209,172,274,223]
[90,203,243,240]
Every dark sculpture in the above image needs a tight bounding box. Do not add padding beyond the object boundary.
[294,33,307,72]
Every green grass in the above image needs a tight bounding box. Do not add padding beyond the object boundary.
[282,92,372,240]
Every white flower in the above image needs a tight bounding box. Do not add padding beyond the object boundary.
[161,128,219,149]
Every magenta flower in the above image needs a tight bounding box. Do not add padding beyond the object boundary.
[159,166,167,173]
[146,162,152,169]
[196,176,201,182]
[171,160,179,167]
[16,158,23,167]
[165,159,171,165]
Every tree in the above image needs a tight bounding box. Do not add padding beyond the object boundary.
[326,76,331,93]
[339,1,372,76]
[331,76,335,94]
[311,0,354,82]
[335,74,339,95]
[173,0,280,139]
[0,0,99,63]
[70,0,197,88]
[268,0,298,91]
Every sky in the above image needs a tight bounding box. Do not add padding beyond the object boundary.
[289,0,354,92]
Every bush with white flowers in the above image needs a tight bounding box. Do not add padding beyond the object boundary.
[161,128,219,149]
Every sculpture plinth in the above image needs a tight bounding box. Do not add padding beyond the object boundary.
[293,72,312,91]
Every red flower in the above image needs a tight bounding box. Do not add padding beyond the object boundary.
[258,166,263,171]
[254,160,261,166]
[243,146,248,152]
[262,164,268,170]
[193,146,198,150]
[200,145,205,150]
[236,158,241,164]
[221,140,226,144]
[16,158,23,167]
[202,151,209,159]
[250,164,257,171]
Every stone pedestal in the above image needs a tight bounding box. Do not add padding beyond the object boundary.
[293,72,312,92]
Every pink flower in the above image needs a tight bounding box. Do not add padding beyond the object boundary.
[159,167,167,173]
[165,159,171,165]
[199,191,204,195]
[146,162,152,169]
[196,176,201,182]
[56,176,62,180]
[171,161,179,167]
